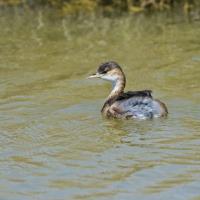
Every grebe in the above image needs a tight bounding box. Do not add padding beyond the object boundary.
[88,61,168,119]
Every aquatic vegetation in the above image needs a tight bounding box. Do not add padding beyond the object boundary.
[0,0,199,16]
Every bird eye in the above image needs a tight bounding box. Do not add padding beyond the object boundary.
[102,71,107,74]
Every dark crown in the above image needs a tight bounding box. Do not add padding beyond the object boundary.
[97,61,121,74]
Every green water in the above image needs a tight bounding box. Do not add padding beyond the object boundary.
[0,12,200,200]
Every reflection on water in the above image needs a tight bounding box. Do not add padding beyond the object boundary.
[0,13,200,200]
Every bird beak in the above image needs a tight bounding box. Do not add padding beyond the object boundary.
[87,73,102,79]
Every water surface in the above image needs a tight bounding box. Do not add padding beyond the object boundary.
[0,13,200,200]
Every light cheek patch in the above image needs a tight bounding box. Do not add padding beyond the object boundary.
[101,74,119,82]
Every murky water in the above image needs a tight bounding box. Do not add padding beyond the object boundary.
[0,12,200,200]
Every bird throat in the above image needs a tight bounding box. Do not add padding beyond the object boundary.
[101,78,125,114]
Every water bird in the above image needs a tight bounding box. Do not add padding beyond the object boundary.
[88,61,168,120]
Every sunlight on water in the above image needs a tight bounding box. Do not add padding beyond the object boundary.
[0,12,200,200]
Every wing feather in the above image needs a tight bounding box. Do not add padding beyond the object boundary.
[116,90,152,101]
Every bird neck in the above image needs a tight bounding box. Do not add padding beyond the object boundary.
[101,74,126,113]
[109,78,125,99]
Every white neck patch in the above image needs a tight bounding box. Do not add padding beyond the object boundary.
[100,74,124,95]
[101,74,119,82]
